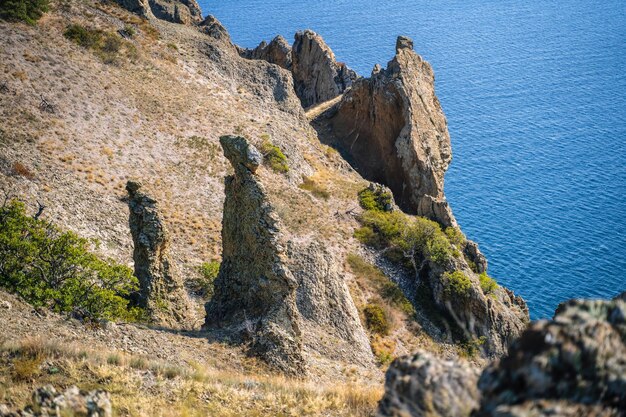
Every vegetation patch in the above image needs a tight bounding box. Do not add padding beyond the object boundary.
[443,271,472,298]
[347,254,414,316]
[189,261,220,299]
[357,186,393,212]
[479,272,498,295]
[363,304,389,335]
[354,209,455,267]
[299,176,330,200]
[259,139,289,173]
[0,0,49,25]
[0,199,142,321]
[64,24,138,64]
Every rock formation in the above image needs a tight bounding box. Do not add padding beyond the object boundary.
[126,181,193,327]
[198,15,231,41]
[116,0,202,25]
[240,31,357,108]
[477,297,626,416]
[292,30,357,108]
[240,35,293,70]
[205,136,371,374]
[377,297,626,417]
[0,385,112,417]
[321,36,456,227]
[377,351,480,417]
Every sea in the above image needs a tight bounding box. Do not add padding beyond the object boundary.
[198,0,626,319]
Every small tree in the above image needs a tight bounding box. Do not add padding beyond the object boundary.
[0,0,50,25]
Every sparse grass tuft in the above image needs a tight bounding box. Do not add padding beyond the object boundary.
[299,176,330,200]
[260,139,289,173]
[11,161,35,179]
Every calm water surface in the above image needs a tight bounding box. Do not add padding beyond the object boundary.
[199,0,626,318]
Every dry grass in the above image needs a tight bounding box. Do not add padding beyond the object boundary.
[0,337,383,417]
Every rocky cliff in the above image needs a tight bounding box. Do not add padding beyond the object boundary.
[378,296,626,417]
[316,36,456,227]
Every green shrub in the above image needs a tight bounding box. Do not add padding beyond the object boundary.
[479,272,497,295]
[299,176,330,200]
[0,0,49,25]
[443,271,472,298]
[363,304,389,335]
[259,140,288,173]
[460,336,487,358]
[64,24,135,64]
[357,187,392,212]
[444,227,465,247]
[0,199,141,321]
[190,261,220,299]
[354,210,453,267]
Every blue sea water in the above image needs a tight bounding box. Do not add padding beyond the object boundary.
[198,0,626,319]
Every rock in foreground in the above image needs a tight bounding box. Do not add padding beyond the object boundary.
[0,385,111,417]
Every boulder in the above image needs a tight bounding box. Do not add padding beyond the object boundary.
[0,385,112,417]
[377,351,480,417]
[199,15,231,41]
[325,35,455,227]
[126,181,193,327]
[477,298,626,415]
[205,136,372,374]
[291,30,357,107]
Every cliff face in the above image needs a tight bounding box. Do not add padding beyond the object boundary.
[319,36,455,227]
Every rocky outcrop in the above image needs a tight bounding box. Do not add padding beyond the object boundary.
[205,136,371,374]
[377,351,480,417]
[116,0,203,25]
[292,30,357,108]
[378,297,626,417]
[0,385,112,417]
[198,15,230,41]
[126,181,193,327]
[240,35,293,70]
[477,297,626,416]
[322,36,455,227]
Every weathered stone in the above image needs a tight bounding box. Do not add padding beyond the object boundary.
[116,0,202,25]
[464,240,488,273]
[291,30,357,107]
[199,15,230,41]
[0,385,112,417]
[204,136,305,375]
[240,35,293,70]
[325,35,455,227]
[205,136,373,374]
[126,181,192,327]
[477,298,626,415]
[377,351,480,417]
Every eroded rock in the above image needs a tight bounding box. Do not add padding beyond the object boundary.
[377,351,480,417]
[205,136,372,374]
[477,298,626,415]
[126,181,193,327]
[0,385,112,417]
[240,35,293,70]
[291,30,357,108]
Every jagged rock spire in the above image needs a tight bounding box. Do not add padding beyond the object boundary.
[126,181,193,327]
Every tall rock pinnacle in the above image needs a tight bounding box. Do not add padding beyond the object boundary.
[126,181,193,327]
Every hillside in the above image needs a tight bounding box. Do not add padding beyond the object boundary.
[2,1,622,416]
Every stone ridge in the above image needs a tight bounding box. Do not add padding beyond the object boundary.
[116,0,203,25]
[126,181,194,328]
